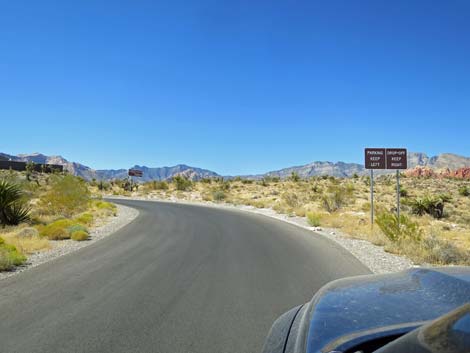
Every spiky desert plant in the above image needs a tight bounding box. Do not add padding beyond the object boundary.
[0,180,31,226]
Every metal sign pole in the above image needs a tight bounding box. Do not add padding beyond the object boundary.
[370,169,374,228]
[396,170,400,227]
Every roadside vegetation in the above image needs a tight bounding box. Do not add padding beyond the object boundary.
[103,173,470,266]
[0,170,117,272]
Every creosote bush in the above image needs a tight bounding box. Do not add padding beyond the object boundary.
[321,185,353,212]
[458,186,470,197]
[173,175,192,191]
[39,175,90,217]
[146,180,169,191]
[375,211,422,243]
[212,190,226,201]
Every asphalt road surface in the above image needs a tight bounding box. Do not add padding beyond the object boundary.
[0,200,370,353]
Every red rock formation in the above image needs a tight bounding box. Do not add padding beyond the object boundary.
[404,166,436,178]
[405,166,470,179]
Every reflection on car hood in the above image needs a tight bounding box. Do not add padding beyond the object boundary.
[305,267,470,353]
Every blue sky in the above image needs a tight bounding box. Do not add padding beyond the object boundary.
[1,1,470,175]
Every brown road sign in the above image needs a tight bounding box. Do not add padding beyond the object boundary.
[386,148,408,169]
[365,148,386,169]
[128,169,143,177]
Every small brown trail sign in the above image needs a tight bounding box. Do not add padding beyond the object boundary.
[386,148,407,169]
[128,169,143,177]
[364,148,386,169]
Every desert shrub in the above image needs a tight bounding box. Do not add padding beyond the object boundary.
[408,195,450,219]
[311,184,321,193]
[307,212,321,227]
[0,179,31,226]
[94,200,117,211]
[420,233,470,265]
[282,192,301,209]
[68,224,88,235]
[0,237,26,271]
[37,219,74,240]
[212,190,226,201]
[458,186,470,197]
[97,180,111,191]
[399,186,408,197]
[375,211,422,243]
[200,178,213,184]
[147,180,169,190]
[173,175,192,191]
[39,175,90,217]
[294,207,306,217]
[241,179,254,184]
[71,230,89,241]
[321,185,353,212]
[15,227,39,238]
[289,172,300,182]
[75,213,93,226]
[219,180,231,191]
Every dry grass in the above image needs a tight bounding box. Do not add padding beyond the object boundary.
[0,226,50,254]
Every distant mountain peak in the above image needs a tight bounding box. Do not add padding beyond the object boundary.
[2,151,470,181]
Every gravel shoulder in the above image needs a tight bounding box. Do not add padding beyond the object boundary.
[0,204,139,281]
[107,195,415,274]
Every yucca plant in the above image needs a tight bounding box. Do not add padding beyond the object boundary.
[0,180,31,227]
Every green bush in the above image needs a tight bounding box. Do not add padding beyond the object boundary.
[71,230,89,241]
[0,237,26,271]
[37,219,74,240]
[321,185,353,213]
[458,186,470,197]
[399,186,408,197]
[289,172,300,182]
[39,175,90,217]
[173,175,192,191]
[68,224,88,235]
[74,213,93,226]
[306,212,321,227]
[212,190,226,201]
[97,180,111,191]
[376,211,422,243]
[147,180,169,190]
[94,200,117,211]
[0,179,31,226]
[282,192,301,209]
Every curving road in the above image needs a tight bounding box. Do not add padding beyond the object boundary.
[0,200,370,353]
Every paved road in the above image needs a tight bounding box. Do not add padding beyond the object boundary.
[0,200,370,353]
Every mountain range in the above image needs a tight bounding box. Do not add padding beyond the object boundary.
[1,152,470,181]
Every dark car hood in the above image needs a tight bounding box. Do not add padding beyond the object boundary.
[305,267,470,353]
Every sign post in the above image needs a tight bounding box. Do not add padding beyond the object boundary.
[365,148,408,229]
[364,148,386,227]
[128,169,143,192]
[386,148,408,227]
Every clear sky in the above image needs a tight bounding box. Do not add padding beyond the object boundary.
[1,1,470,175]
